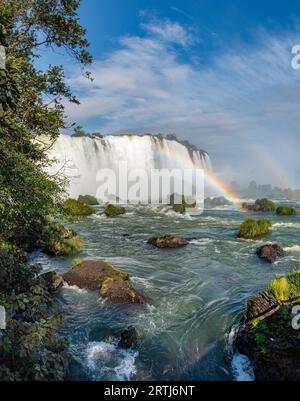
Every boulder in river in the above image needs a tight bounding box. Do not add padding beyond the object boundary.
[234,270,300,380]
[235,305,300,381]
[256,244,284,264]
[245,291,279,323]
[118,326,138,349]
[104,204,126,217]
[63,260,144,304]
[40,271,64,292]
[147,234,188,248]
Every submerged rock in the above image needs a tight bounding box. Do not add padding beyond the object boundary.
[147,234,188,248]
[63,260,144,304]
[40,271,64,292]
[256,244,284,264]
[118,326,138,349]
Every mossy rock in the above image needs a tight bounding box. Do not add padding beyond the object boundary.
[63,260,144,304]
[78,194,99,205]
[170,193,196,214]
[242,198,276,212]
[63,198,94,218]
[104,204,126,217]
[276,206,297,216]
[42,223,84,256]
[173,204,186,214]
[238,219,272,239]
[235,305,300,381]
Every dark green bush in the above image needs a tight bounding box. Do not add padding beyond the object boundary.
[63,198,94,218]
[276,206,297,216]
[104,204,126,217]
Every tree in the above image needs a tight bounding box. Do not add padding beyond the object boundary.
[0,0,92,245]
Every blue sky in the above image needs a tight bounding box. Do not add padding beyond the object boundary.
[48,0,300,187]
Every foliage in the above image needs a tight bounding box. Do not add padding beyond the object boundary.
[63,198,94,218]
[41,222,83,256]
[276,206,297,216]
[242,198,276,212]
[0,1,91,380]
[0,251,69,380]
[104,204,126,217]
[269,270,300,302]
[251,321,269,345]
[78,194,99,205]
[0,0,92,245]
[238,219,272,239]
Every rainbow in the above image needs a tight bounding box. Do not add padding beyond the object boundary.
[204,170,244,211]
[153,144,244,211]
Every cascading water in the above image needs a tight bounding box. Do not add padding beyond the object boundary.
[47,134,211,200]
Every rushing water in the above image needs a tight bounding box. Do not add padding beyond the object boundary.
[32,200,300,381]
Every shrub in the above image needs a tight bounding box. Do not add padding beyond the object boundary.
[63,198,94,218]
[269,277,290,302]
[269,270,300,302]
[242,198,276,212]
[42,222,84,256]
[104,204,126,217]
[276,206,297,216]
[78,194,99,205]
[238,219,272,239]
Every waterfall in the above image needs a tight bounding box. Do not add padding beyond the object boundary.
[47,134,211,201]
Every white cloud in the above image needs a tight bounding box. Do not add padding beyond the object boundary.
[64,18,300,186]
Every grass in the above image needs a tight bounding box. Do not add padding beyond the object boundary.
[276,206,297,216]
[238,219,272,239]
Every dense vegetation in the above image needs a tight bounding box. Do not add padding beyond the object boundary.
[238,219,272,239]
[242,198,276,212]
[78,194,99,205]
[276,206,297,216]
[0,0,91,380]
[63,198,94,219]
[104,204,126,217]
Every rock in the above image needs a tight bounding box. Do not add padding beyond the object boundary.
[63,260,144,304]
[147,234,188,248]
[204,196,231,208]
[245,291,279,322]
[100,276,144,304]
[118,326,138,348]
[104,204,126,217]
[235,305,300,381]
[242,198,276,212]
[63,198,94,217]
[40,271,64,292]
[78,194,99,205]
[256,244,284,264]
[63,260,128,289]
